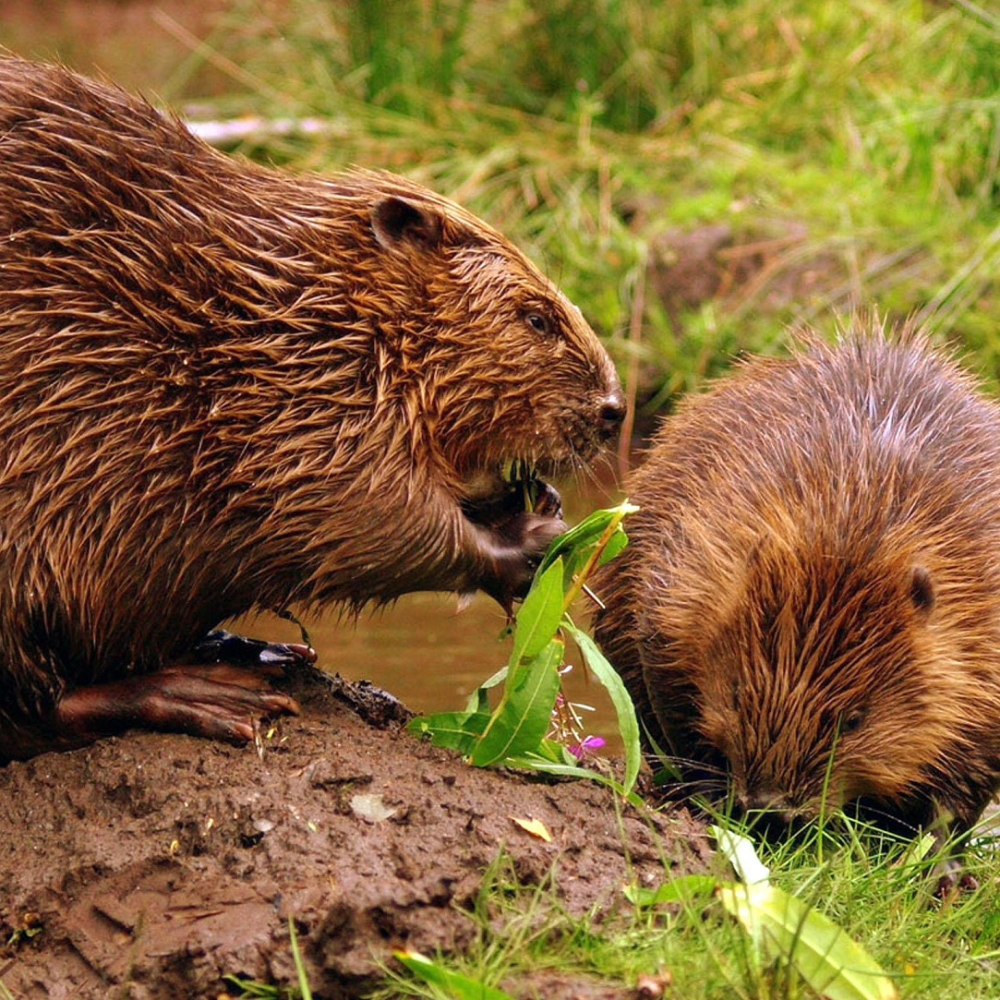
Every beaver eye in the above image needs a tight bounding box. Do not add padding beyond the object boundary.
[524,311,552,336]
[841,710,865,735]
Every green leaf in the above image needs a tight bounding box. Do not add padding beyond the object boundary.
[626,875,720,907]
[506,752,645,808]
[525,737,572,764]
[420,500,640,780]
[463,670,506,713]
[564,623,641,795]
[719,882,900,1000]
[710,825,771,885]
[409,708,492,754]
[598,528,629,566]
[509,558,564,666]
[537,515,611,574]
[538,500,639,575]
[395,949,515,1000]
[896,832,936,868]
[471,640,563,766]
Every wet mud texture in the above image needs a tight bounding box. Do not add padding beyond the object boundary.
[0,670,710,999]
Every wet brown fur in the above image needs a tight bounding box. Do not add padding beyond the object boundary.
[595,318,1000,836]
[0,59,621,753]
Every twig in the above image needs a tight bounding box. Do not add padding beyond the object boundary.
[618,258,646,479]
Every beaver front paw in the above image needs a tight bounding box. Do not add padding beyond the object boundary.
[189,630,317,668]
[459,475,567,611]
[478,508,569,614]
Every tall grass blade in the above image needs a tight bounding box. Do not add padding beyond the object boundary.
[395,949,515,1000]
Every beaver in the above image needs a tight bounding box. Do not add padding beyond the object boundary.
[0,58,624,760]
[595,319,1000,858]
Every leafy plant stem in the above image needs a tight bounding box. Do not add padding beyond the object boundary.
[561,510,627,615]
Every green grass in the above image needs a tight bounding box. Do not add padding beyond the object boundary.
[167,0,998,408]
[371,817,1000,1000]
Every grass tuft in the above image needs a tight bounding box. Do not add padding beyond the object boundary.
[373,816,1000,999]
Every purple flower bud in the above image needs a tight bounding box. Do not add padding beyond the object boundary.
[569,736,606,759]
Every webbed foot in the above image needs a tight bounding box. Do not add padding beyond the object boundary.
[53,662,301,747]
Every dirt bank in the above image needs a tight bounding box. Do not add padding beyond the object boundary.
[0,668,710,999]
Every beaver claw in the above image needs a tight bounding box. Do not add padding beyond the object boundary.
[189,630,317,668]
[932,854,980,901]
[530,480,564,519]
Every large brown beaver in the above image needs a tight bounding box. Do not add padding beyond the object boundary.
[595,320,1000,855]
[0,58,623,760]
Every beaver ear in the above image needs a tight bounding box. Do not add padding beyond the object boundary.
[371,196,445,250]
[909,565,935,614]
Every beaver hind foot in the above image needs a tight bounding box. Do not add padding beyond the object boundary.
[1,654,307,761]
[53,663,301,749]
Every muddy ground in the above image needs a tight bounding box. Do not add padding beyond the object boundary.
[0,669,711,1000]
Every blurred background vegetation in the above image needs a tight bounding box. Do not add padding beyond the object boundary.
[4,0,998,429]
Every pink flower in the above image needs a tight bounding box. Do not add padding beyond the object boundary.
[569,736,606,760]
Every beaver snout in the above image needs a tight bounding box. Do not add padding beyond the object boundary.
[740,786,795,817]
[737,786,810,839]
[597,390,627,441]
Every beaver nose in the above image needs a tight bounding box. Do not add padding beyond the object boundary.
[739,787,799,830]
[598,391,627,440]
[743,789,788,813]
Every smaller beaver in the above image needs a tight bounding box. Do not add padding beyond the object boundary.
[0,59,624,760]
[595,319,1000,861]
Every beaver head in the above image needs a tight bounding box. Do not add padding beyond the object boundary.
[331,171,624,506]
[667,530,952,822]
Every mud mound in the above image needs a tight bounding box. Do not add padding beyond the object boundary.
[0,670,709,999]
